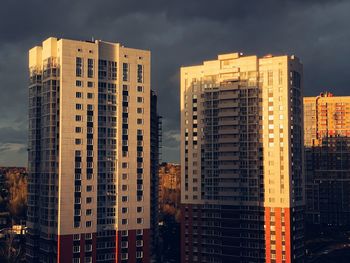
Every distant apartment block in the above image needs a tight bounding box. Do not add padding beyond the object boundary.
[27,37,160,263]
[180,53,304,263]
[304,92,350,226]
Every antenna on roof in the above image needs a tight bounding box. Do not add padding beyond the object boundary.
[92,36,95,42]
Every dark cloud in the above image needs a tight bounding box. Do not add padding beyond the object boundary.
[0,127,26,144]
[0,0,349,165]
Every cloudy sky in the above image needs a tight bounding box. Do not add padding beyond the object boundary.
[0,0,350,166]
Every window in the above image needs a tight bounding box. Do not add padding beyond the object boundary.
[75,150,81,157]
[122,63,129,81]
[75,139,82,145]
[137,108,143,114]
[122,196,128,202]
[136,240,143,247]
[98,60,107,79]
[121,230,128,237]
[122,185,128,191]
[85,244,92,252]
[76,80,82,87]
[87,93,93,99]
[122,219,128,225]
[137,86,143,92]
[137,97,143,103]
[87,104,93,110]
[74,209,81,216]
[87,81,94,88]
[109,61,117,80]
[88,59,94,78]
[76,104,83,110]
[137,207,143,213]
[73,234,80,241]
[75,127,82,133]
[75,115,82,121]
[76,57,83,77]
[86,197,92,203]
[122,207,128,214]
[136,251,143,259]
[86,209,92,216]
[122,173,128,180]
[121,241,128,248]
[137,119,143,125]
[137,218,143,224]
[86,233,92,240]
[76,92,82,98]
[136,229,143,236]
[74,221,80,228]
[86,185,93,192]
[122,162,128,168]
[86,221,92,227]
[73,246,80,253]
[137,65,143,83]
[73,258,80,263]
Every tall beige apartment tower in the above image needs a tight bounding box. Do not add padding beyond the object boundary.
[304,93,350,225]
[27,37,160,263]
[180,53,304,263]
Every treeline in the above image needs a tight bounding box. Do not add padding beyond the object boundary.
[0,168,27,224]
[159,163,181,222]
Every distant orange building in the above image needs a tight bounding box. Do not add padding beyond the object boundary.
[304,92,350,146]
[304,93,350,225]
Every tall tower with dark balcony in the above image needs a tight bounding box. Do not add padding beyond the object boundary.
[180,53,305,263]
[27,37,159,263]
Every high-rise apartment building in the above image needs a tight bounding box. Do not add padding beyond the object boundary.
[180,53,304,263]
[304,93,350,225]
[27,37,160,263]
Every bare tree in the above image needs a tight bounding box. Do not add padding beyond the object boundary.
[0,229,24,263]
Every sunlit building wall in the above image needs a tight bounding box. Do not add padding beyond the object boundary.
[27,37,158,263]
[180,53,304,263]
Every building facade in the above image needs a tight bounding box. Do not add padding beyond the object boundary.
[27,37,159,263]
[180,53,304,262]
[304,93,350,225]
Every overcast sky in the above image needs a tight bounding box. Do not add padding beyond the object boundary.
[0,0,350,166]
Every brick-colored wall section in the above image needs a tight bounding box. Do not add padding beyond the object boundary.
[285,208,291,263]
[116,229,150,263]
[57,233,97,263]
[265,207,292,263]
[58,234,73,263]
[265,208,271,262]
[142,229,150,263]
